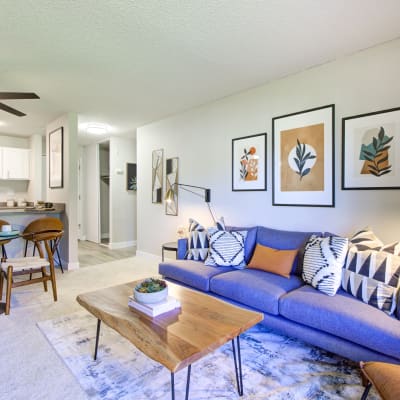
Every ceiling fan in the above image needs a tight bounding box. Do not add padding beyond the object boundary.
[0,92,40,117]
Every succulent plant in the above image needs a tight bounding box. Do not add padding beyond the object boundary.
[135,278,167,293]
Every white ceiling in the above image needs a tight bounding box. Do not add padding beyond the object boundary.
[1,0,400,145]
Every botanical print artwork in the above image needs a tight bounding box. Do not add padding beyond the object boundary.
[359,126,393,177]
[232,133,266,191]
[240,146,259,181]
[289,139,317,180]
[342,107,400,190]
[152,149,163,203]
[280,123,324,192]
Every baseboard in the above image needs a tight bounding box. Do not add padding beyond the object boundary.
[135,250,160,260]
[66,261,80,270]
[108,240,137,250]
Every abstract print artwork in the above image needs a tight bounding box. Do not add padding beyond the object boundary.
[342,107,400,189]
[165,157,178,216]
[152,149,163,203]
[232,133,266,191]
[273,105,335,207]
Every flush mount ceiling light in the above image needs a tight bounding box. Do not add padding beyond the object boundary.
[86,123,108,135]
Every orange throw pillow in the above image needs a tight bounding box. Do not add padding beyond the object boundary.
[247,243,298,278]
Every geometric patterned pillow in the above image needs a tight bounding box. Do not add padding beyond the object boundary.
[349,227,383,251]
[302,235,349,296]
[204,227,247,268]
[185,218,209,261]
[342,247,400,315]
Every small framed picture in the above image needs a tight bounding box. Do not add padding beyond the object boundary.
[272,104,335,207]
[342,107,400,190]
[232,133,267,191]
[126,163,137,191]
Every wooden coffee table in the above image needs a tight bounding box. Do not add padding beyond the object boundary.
[77,280,263,399]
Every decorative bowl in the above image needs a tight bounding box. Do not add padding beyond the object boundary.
[134,278,168,304]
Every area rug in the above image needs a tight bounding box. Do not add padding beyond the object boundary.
[37,311,377,400]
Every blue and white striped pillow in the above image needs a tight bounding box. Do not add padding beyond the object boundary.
[302,235,348,296]
[205,227,247,268]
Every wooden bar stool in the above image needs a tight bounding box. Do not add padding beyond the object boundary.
[360,361,400,400]
[0,219,64,315]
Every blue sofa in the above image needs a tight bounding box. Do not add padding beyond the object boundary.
[159,225,400,364]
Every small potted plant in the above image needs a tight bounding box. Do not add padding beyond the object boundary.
[134,278,168,304]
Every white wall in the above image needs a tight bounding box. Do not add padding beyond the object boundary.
[137,38,400,256]
[109,136,137,248]
[46,113,79,269]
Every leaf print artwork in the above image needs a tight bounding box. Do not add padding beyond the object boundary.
[240,146,259,181]
[288,139,317,180]
[359,126,393,177]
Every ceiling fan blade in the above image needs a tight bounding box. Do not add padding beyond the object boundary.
[0,92,39,100]
[0,102,26,117]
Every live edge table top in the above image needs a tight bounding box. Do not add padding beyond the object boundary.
[76,280,263,373]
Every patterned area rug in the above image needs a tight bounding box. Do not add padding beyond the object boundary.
[38,311,377,400]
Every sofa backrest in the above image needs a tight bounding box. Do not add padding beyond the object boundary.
[256,226,322,275]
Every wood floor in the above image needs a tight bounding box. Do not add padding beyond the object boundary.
[78,240,136,267]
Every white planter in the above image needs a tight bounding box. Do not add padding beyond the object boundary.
[134,286,168,304]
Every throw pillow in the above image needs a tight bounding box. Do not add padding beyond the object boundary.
[204,227,247,268]
[349,227,383,251]
[342,247,400,315]
[185,218,209,261]
[302,235,349,296]
[247,244,298,278]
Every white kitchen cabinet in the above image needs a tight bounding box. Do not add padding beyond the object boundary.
[0,147,31,180]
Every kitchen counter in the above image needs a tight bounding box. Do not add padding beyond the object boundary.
[0,203,65,258]
[0,203,65,214]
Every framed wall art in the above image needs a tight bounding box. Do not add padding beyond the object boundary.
[165,157,179,216]
[126,163,137,191]
[232,133,267,191]
[152,149,163,203]
[49,127,64,188]
[272,104,335,207]
[342,107,400,190]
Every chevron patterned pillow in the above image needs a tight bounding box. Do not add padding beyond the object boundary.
[302,235,349,296]
[185,218,209,261]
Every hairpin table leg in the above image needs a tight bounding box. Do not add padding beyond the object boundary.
[232,336,243,396]
[94,319,101,360]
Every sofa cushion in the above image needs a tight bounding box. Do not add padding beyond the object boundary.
[247,243,297,278]
[159,260,232,292]
[279,285,400,359]
[185,218,209,261]
[205,228,247,268]
[226,226,258,263]
[350,227,383,251]
[210,269,304,315]
[256,226,322,275]
[302,235,348,296]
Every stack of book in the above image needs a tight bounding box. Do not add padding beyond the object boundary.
[128,295,181,317]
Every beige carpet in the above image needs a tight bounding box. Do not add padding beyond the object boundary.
[0,255,159,400]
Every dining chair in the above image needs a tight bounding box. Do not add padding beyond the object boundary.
[0,219,14,258]
[23,217,64,273]
[0,218,64,315]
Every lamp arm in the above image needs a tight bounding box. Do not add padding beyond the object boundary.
[176,183,211,203]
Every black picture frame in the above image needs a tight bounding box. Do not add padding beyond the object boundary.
[232,133,267,191]
[49,127,64,189]
[272,104,335,207]
[342,107,400,190]
[126,163,137,191]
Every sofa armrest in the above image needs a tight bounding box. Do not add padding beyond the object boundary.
[177,238,188,259]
